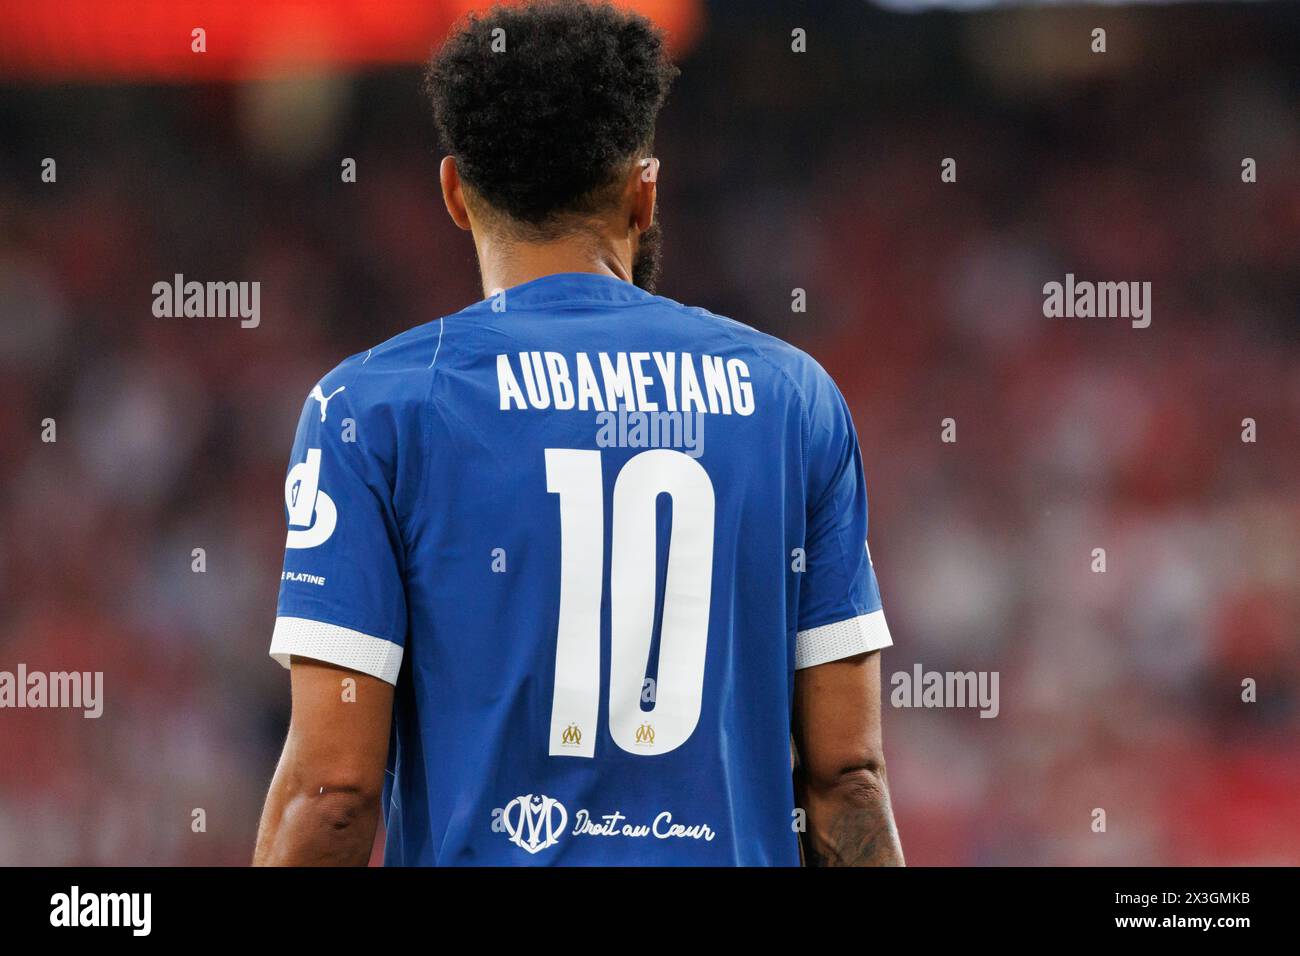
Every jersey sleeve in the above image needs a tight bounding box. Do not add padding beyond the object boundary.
[269,367,409,685]
[794,367,892,669]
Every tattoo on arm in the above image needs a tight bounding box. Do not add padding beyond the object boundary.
[801,771,905,867]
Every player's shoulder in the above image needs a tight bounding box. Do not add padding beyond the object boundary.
[310,318,447,418]
[650,292,839,404]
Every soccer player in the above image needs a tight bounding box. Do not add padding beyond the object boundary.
[253,0,902,866]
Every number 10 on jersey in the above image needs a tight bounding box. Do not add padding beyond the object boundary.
[545,448,715,758]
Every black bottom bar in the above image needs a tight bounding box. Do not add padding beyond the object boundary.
[0,866,1285,942]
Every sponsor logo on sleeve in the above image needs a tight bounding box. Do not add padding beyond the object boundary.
[284,448,336,549]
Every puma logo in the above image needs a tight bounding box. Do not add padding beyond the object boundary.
[310,384,346,422]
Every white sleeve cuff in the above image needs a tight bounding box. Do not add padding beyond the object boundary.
[795,609,892,669]
[269,616,404,685]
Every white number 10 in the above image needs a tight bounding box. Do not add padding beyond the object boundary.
[545,448,715,758]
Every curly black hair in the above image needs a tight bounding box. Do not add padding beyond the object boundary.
[425,0,678,236]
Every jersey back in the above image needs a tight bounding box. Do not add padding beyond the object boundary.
[272,272,891,865]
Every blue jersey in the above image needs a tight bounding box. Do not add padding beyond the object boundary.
[271,272,891,865]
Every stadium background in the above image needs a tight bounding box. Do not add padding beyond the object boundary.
[1,0,1297,864]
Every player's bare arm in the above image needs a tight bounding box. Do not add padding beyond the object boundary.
[793,650,904,867]
[253,658,393,866]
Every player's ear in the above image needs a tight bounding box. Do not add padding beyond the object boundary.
[631,157,658,233]
[440,156,473,231]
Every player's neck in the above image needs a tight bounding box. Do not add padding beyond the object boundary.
[474,230,633,297]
